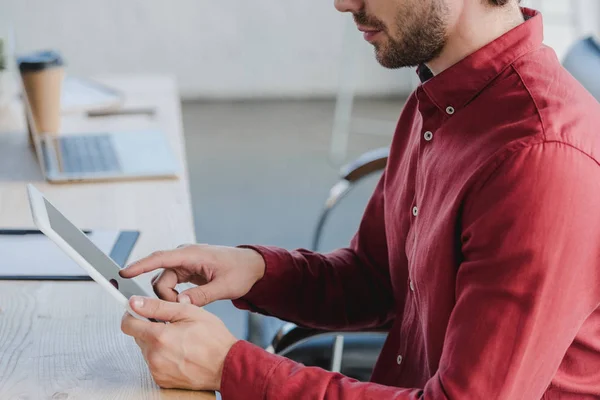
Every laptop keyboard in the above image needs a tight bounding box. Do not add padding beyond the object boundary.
[58,134,121,174]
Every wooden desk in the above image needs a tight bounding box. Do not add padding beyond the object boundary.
[0,75,215,399]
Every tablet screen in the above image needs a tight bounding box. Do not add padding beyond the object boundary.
[44,198,149,299]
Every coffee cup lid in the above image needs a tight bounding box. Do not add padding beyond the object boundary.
[18,50,64,73]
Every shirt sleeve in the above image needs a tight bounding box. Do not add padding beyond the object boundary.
[232,174,396,331]
[222,142,600,399]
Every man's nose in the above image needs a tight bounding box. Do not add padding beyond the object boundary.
[334,0,364,13]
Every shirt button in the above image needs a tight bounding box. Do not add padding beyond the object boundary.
[412,206,418,217]
[424,131,433,141]
[397,355,403,365]
[446,106,455,115]
[409,280,415,292]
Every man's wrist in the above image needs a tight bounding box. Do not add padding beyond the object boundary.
[237,246,266,283]
[217,338,240,391]
[219,340,286,399]
[232,245,293,312]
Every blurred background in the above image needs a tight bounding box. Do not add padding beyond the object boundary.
[1,0,598,339]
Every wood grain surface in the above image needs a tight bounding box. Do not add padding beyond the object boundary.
[0,75,215,400]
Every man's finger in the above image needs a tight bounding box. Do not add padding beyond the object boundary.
[152,269,179,301]
[129,296,195,322]
[119,248,192,278]
[121,312,154,341]
[177,280,226,307]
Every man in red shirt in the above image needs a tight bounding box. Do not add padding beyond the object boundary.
[120,0,600,398]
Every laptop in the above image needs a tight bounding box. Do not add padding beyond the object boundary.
[23,82,180,183]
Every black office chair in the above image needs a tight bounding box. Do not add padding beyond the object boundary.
[267,36,600,380]
[271,323,388,381]
[246,148,390,353]
[245,147,390,380]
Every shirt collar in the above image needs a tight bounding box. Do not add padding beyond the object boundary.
[417,8,543,114]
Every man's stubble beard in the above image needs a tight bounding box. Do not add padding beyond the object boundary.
[375,0,449,69]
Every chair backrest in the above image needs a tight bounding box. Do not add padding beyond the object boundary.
[563,37,600,101]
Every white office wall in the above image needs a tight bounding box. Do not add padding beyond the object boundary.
[523,0,600,60]
[0,0,597,99]
[0,0,412,99]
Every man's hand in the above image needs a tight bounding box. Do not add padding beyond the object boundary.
[121,296,238,391]
[119,245,265,306]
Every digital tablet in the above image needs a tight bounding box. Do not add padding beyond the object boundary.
[27,184,153,321]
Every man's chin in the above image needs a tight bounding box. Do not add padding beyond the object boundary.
[372,41,398,69]
[374,44,421,69]
[375,49,402,69]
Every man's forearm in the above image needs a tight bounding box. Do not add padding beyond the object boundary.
[221,341,428,400]
[233,174,394,330]
[233,245,395,331]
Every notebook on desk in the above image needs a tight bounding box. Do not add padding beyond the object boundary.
[0,229,139,280]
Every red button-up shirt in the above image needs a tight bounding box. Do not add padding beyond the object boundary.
[222,9,600,399]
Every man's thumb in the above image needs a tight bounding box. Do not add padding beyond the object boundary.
[177,283,223,307]
[129,296,190,322]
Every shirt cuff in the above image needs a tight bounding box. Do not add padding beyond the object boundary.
[220,340,285,400]
[232,245,291,312]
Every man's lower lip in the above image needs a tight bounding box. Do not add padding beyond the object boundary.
[363,31,382,42]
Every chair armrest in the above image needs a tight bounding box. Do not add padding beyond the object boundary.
[311,147,389,251]
[340,147,389,182]
[270,322,326,354]
[271,322,388,355]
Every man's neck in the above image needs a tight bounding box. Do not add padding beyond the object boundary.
[426,4,525,76]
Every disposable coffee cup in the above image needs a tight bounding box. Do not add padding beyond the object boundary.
[18,50,64,136]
